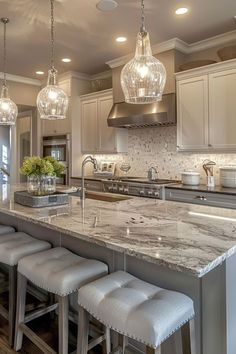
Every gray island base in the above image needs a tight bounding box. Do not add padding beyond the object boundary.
[1,185,236,354]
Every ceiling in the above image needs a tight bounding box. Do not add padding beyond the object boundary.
[0,0,235,79]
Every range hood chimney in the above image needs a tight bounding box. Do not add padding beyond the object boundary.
[107,93,176,129]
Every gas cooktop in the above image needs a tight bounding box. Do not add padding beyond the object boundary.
[109,177,180,185]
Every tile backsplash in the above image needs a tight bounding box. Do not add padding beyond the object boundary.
[95,126,236,185]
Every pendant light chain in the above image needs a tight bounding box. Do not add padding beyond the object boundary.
[140,0,146,33]
[2,19,8,87]
[50,0,55,71]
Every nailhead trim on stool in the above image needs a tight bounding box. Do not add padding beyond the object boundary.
[0,231,51,347]
[78,271,196,351]
[14,247,109,354]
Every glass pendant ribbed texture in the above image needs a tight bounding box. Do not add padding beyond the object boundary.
[37,69,68,120]
[0,18,18,125]
[37,0,68,120]
[0,85,18,125]
[121,31,166,104]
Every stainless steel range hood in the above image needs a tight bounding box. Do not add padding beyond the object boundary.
[107,93,176,128]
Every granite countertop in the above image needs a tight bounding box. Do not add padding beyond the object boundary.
[1,184,236,278]
[166,184,236,195]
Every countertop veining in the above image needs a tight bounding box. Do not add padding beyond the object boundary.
[1,184,236,278]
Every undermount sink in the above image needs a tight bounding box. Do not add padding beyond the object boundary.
[71,191,131,203]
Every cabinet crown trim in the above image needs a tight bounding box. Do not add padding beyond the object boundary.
[176,58,236,80]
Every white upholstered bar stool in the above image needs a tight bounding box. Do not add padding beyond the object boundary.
[14,247,109,354]
[0,231,51,346]
[77,271,196,354]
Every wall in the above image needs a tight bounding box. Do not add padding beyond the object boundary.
[94,126,236,185]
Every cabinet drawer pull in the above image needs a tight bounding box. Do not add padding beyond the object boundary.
[195,196,207,201]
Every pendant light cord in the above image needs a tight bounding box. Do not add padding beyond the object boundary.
[140,0,146,33]
[50,0,55,71]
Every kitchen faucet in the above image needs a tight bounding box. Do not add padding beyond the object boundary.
[147,166,158,181]
[80,156,98,208]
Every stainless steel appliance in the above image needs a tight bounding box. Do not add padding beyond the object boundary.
[107,93,176,128]
[42,134,70,185]
[103,177,179,199]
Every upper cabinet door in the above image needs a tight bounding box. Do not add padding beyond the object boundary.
[81,99,98,153]
[177,75,209,151]
[209,68,236,149]
[97,95,116,153]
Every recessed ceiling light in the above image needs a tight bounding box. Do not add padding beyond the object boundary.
[116,36,127,43]
[96,0,118,12]
[35,71,44,75]
[175,7,189,15]
[62,58,71,63]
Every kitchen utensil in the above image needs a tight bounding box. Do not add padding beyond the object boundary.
[202,160,216,177]
[181,171,200,186]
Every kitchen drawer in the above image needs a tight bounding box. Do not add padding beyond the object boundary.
[165,188,236,209]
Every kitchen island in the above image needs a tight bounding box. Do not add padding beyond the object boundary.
[0,185,236,354]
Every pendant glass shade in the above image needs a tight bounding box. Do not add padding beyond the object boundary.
[37,69,69,120]
[121,31,166,104]
[0,85,18,125]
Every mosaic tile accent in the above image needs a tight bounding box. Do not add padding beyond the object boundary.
[95,127,236,185]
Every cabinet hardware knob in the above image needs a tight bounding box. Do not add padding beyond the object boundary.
[208,144,212,147]
[195,196,207,201]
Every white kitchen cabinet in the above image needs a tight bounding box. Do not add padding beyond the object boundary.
[80,89,127,154]
[81,98,97,152]
[176,59,236,152]
[209,68,236,149]
[177,75,209,150]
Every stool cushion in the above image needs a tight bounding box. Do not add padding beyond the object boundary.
[78,271,194,348]
[18,247,108,296]
[0,232,51,266]
[0,225,15,235]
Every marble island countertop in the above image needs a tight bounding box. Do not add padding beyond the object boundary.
[1,184,236,278]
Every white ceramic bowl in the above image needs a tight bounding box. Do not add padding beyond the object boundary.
[220,167,236,188]
[181,171,200,186]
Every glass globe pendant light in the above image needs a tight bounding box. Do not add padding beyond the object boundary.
[121,0,166,104]
[37,0,68,120]
[0,18,18,125]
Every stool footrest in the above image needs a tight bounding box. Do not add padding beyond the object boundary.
[24,303,58,324]
[19,323,57,354]
[88,333,106,351]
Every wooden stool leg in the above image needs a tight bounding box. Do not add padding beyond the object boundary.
[8,265,17,347]
[14,273,27,351]
[146,346,161,354]
[105,327,111,354]
[58,295,69,354]
[181,319,196,354]
[77,305,89,354]
[189,319,197,354]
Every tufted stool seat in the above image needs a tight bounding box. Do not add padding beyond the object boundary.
[14,247,108,354]
[77,271,196,354]
[18,247,108,296]
[0,232,51,266]
[0,231,51,347]
[0,224,15,235]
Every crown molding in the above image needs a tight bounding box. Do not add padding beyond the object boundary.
[186,30,236,54]
[58,70,91,81]
[0,72,41,86]
[106,30,236,69]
